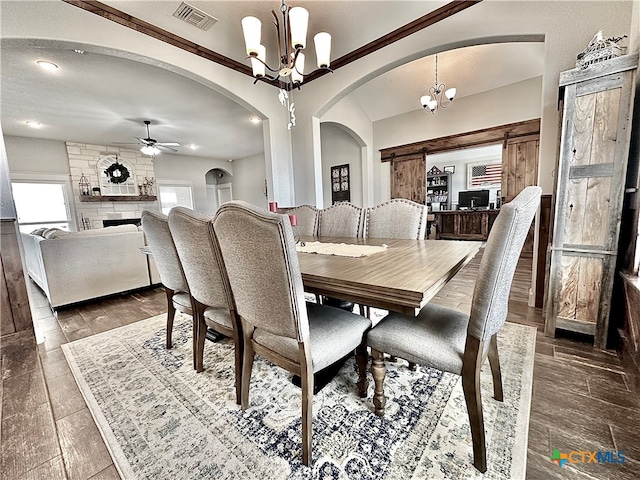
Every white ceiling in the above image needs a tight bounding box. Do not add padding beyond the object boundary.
[0,1,545,160]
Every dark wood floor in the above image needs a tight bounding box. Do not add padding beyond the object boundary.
[1,251,639,479]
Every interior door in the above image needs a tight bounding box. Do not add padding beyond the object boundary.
[390,156,425,204]
[217,183,233,206]
[206,185,218,212]
[502,134,539,203]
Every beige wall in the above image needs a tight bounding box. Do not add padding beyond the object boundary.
[5,136,70,175]
[230,153,268,210]
[320,123,363,208]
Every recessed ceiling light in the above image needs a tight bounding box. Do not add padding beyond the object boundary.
[228,159,233,162]
[187,144,198,150]
[36,60,58,71]
[25,121,41,128]
[250,116,261,124]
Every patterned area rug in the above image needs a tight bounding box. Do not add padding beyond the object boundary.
[62,313,536,480]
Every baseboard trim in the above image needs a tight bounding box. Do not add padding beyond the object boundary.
[618,327,640,395]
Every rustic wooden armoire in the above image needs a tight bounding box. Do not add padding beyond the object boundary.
[545,54,638,349]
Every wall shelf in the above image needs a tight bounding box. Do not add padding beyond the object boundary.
[79,195,157,202]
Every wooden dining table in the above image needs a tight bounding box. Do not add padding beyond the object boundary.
[296,236,481,317]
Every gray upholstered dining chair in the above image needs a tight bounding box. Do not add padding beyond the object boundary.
[168,207,243,405]
[286,204,318,237]
[364,186,542,473]
[317,202,365,310]
[213,200,371,466]
[365,198,428,240]
[317,202,365,237]
[141,210,192,350]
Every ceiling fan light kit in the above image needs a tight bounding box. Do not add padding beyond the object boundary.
[136,120,180,155]
[140,145,161,156]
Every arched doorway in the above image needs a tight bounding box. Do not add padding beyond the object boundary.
[205,168,233,212]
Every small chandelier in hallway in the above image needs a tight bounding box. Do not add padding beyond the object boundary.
[420,54,456,115]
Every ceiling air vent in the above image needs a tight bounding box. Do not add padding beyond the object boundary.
[173,2,217,31]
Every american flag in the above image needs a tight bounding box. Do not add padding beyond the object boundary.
[470,164,502,187]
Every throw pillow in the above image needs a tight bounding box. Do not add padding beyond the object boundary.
[47,229,71,239]
[30,227,47,236]
[42,228,64,239]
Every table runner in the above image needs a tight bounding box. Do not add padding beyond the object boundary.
[296,241,387,257]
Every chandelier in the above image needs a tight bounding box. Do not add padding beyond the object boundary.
[419,54,456,115]
[241,1,332,85]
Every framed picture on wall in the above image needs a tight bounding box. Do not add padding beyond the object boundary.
[467,161,502,189]
[331,164,351,204]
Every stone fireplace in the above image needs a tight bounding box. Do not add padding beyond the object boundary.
[66,142,159,230]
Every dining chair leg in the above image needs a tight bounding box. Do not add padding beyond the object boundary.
[190,296,198,370]
[355,342,369,397]
[194,301,207,373]
[487,333,503,402]
[164,287,175,349]
[231,313,244,406]
[462,335,487,473]
[299,343,314,466]
[408,362,418,371]
[370,348,387,416]
[240,325,255,410]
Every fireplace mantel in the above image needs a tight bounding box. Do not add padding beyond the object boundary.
[79,195,157,202]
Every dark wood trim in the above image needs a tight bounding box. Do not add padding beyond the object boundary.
[380,119,541,162]
[535,195,552,308]
[62,0,482,91]
[79,195,157,202]
[304,0,483,84]
[61,0,281,87]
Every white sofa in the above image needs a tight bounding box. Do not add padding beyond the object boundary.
[21,225,160,308]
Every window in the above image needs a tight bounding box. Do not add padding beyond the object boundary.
[158,183,194,215]
[97,155,137,195]
[12,182,72,233]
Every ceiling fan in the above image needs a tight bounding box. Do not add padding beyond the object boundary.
[116,120,180,154]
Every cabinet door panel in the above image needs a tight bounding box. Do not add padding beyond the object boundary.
[582,176,611,246]
[557,255,580,319]
[572,94,596,166]
[590,88,620,163]
[557,255,603,324]
[575,257,603,324]
[564,178,588,245]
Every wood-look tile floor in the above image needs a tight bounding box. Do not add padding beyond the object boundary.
[1,250,639,479]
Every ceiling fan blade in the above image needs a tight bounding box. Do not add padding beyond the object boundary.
[158,145,179,152]
[136,137,154,145]
[156,142,180,147]
[113,142,141,145]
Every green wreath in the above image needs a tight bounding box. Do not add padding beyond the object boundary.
[104,162,130,184]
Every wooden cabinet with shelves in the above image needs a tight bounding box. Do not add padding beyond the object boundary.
[545,54,638,349]
[427,167,451,211]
